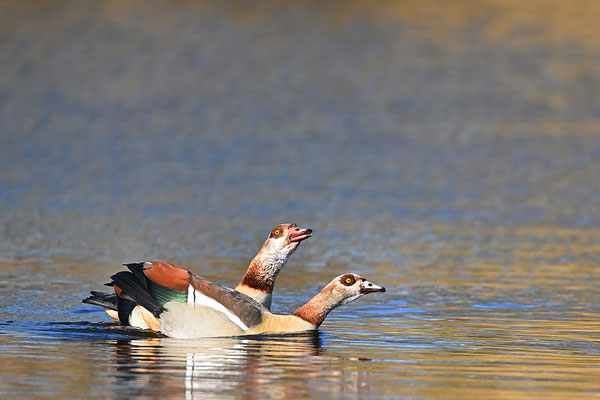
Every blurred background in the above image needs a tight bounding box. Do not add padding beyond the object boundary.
[2,0,599,266]
[1,1,600,398]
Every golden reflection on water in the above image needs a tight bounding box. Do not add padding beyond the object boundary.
[18,309,592,400]
[325,313,600,399]
[107,334,368,399]
[346,0,600,50]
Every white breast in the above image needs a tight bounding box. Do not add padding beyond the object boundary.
[186,285,250,331]
[160,302,246,339]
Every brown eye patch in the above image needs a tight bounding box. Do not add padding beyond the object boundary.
[340,274,356,286]
[270,226,284,238]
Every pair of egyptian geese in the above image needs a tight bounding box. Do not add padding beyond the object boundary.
[84,224,386,338]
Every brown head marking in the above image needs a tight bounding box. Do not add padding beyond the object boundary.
[269,224,288,239]
[340,274,356,286]
[269,225,283,238]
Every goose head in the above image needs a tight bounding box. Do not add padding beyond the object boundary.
[239,223,313,304]
[326,273,386,307]
[293,273,386,328]
[260,223,312,261]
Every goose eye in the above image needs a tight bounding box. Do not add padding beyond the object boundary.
[341,275,355,286]
[273,229,280,236]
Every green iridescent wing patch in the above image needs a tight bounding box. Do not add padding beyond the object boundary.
[149,281,188,305]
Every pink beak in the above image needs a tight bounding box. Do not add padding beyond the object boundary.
[360,279,386,294]
[290,227,313,242]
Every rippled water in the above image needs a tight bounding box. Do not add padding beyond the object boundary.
[1,0,600,398]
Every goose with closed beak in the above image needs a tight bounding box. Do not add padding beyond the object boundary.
[83,223,312,327]
[89,267,385,338]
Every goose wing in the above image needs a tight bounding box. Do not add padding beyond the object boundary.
[188,272,265,330]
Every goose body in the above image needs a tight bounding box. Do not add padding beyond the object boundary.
[158,303,315,338]
[88,265,385,338]
[83,223,312,327]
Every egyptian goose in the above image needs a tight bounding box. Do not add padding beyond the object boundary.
[235,223,312,308]
[89,265,385,338]
[83,223,312,325]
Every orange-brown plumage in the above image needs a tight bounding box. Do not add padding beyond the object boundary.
[142,260,190,291]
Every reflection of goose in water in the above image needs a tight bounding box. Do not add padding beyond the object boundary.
[87,264,385,338]
[110,333,372,399]
[110,333,322,399]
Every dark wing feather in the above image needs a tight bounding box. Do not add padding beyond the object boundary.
[188,272,265,328]
[123,262,149,290]
[111,271,164,317]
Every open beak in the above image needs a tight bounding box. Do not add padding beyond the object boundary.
[360,279,386,294]
[290,227,313,242]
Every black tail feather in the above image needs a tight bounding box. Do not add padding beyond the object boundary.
[82,291,118,311]
[111,271,164,317]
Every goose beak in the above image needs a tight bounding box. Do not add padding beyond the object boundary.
[360,279,386,294]
[290,227,313,242]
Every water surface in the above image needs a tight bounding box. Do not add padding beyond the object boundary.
[1,0,600,398]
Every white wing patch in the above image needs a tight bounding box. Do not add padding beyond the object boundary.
[187,285,249,331]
